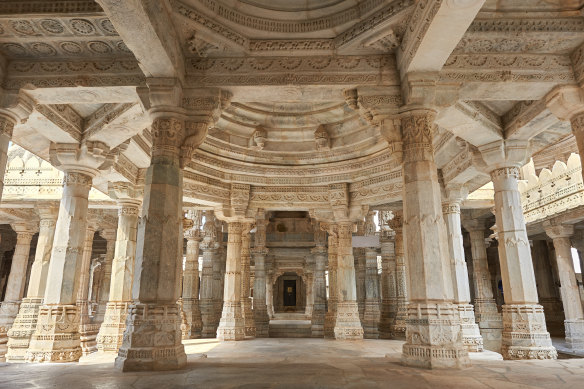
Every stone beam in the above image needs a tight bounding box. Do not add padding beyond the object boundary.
[97,0,184,79]
[397,0,485,76]
[441,54,575,100]
[435,101,503,147]
[503,100,558,141]
[4,60,144,92]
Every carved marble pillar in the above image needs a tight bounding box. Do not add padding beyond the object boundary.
[77,226,97,355]
[378,229,396,339]
[545,224,584,350]
[200,211,219,338]
[0,117,12,201]
[27,145,105,363]
[311,244,327,337]
[398,110,469,368]
[213,245,224,331]
[183,223,203,339]
[266,259,275,319]
[252,209,269,337]
[487,161,556,360]
[96,189,141,353]
[362,212,380,339]
[6,205,58,361]
[94,229,116,323]
[217,222,245,341]
[0,224,35,361]
[324,225,338,338]
[114,113,187,371]
[389,213,407,338]
[531,239,564,337]
[240,222,255,337]
[463,221,503,353]
[354,221,366,322]
[442,196,483,352]
[334,221,364,340]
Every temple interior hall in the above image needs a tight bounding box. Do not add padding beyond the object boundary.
[2,0,584,388]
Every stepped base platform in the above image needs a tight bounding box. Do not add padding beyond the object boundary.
[269,313,312,338]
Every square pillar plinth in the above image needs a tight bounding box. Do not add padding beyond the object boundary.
[115,304,186,372]
[501,305,557,360]
[401,303,470,369]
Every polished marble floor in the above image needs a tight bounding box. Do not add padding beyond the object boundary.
[1,338,583,389]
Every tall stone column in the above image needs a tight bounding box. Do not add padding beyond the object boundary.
[252,209,269,337]
[442,191,483,352]
[0,224,35,361]
[378,225,396,339]
[480,139,556,360]
[531,239,564,336]
[200,211,219,338]
[6,204,58,361]
[213,244,224,331]
[115,111,188,371]
[354,221,366,321]
[334,220,364,340]
[396,110,469,368]
[27,142,111,363]
[217,222,245,341]
[0,96,32,200]
[310,220,327,337]
[240,222,255,337]
[389,212,407,338]
[324,224,338,338]
[96,184,141,353]
[94,229,116,323]
[266,260,275,318]
[77,225,97,355]
[182,214,203,339]
[462,220,503,353]
[363,212,380,339]
[544,224,584,350]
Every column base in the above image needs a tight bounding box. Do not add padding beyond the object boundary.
[200,299,216,338]
[324,307,337,339]
[253,306,270,338]
[217,302,245,341]
[378,300,396,339]
[475,299,503,353]
[242,298,256,337]
[393,300,408,338]
[6,298,43,362]
[310,303,326,338]
[182,298,203,339]
[540,298,565,337]
[363,300,380,339]
[565,319,584,350]
[401,303,470,369]
[457,304,483,352]
[25,305,82,363]
[334,302,364,340]
[501,304,557,360]
[96,302,129,353]
[0,300,23,361]
[115,303,186,372]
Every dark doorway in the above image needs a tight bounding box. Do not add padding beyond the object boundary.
[283,280,296,307]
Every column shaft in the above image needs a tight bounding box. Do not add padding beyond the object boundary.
[443,203,483,352]
[465,226,502,353]
[182,233,203,339]
[400,110,469,369]
[491,167,556,359]
[240,224,255,337]
[115,116,187,371]
[27,171,93,363]
[363,248,380,339]
[94,231,116,322]
[96,200,140,352]
[217,222,245,340]
[334,222,363,339]
[379,233,396,339]
[0,227,34,360]
[310,247,327,337]
[77,226,97,356]
[324,228,338,338]
[7,209,57,361]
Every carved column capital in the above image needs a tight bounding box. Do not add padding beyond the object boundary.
[399,109,437,163]
[544,222,574,240]
[50,141,114,178]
